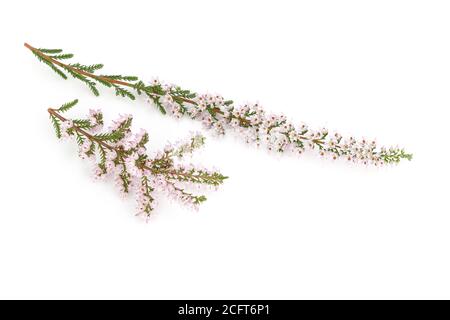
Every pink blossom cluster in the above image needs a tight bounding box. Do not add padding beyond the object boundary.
[148,79,412,165]
[53,108,227,218]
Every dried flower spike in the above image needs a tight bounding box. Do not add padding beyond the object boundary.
[48,99,227,219]
[27,43,412,165]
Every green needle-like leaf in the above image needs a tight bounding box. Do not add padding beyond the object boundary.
[57,99,78,113]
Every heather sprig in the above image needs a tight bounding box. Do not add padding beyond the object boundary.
[28,43,412,165]
[27,43,138,99]
[48,99,227,218]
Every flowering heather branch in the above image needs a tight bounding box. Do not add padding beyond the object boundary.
[48,99,227,218]
[27,43,413,165]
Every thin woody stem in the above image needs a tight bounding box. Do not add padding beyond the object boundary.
[25,42,195,103]
[26,43,137,88]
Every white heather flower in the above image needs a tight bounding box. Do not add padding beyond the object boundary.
[60,120,73,139]
[230,118,239,127]
[105,160,115,172]
[81,140,92,153]
[288,130,297,141]
[106,150,116,161]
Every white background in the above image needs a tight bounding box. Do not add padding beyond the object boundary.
[1,0,449,299]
